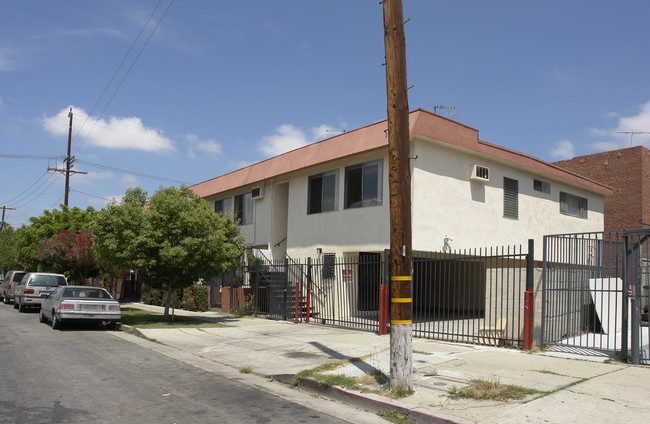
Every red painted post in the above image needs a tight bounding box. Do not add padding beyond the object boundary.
[306,281,311,323]
[378,284,388,335]
[295,282,300,323]
[523,288,534,350]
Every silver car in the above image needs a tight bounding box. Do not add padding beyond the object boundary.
[40,285,121,330]
[0,270,27,304]
[13,272,67,312]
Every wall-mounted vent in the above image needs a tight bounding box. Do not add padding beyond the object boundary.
[251,186,264,199]
[471,165,490,182]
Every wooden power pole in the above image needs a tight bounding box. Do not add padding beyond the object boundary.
[47,108,86,206]
[383,0,413,392]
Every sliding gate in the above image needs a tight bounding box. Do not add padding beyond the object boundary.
[542,230,650,364]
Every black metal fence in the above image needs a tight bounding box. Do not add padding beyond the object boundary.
[215,244,532,348]
[542,230,650,364]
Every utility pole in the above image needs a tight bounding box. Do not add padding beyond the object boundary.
[47,108,87,206]
[65,108,73,206]
[1,206,16,231]
[383,0,413,392]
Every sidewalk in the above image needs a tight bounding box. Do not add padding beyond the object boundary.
[119,303,650,424]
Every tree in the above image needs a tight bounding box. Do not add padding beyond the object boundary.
[13,205,96,270]
[90,188,148,294]
[0,225,22,273]
[33,228,98,283]
[91,186,244,320]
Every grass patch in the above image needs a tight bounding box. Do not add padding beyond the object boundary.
[377,409,416,424]
[293,357,409,399]
[449,377,542,401]
[412,349,432,355]
[239,367,252,374]
[120,308,233,329]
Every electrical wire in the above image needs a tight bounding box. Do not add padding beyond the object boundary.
[73,0,176,156]
[75,159,192,185]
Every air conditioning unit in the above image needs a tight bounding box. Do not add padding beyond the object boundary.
[471,165,490,182]
[251,186,264,199]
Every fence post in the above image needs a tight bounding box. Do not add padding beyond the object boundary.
[524,239,534,350]
[306,257,312,323]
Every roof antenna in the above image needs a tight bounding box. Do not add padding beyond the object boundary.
[616,130,650,147]
[432,105,457,119]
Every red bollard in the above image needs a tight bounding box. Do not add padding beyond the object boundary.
[523,288,534,350]
[378,284,388,335]
[295,282,300,323]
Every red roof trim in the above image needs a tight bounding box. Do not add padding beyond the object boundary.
[191,109,612,198]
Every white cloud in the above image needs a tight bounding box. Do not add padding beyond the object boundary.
[550,140,576,160]
[587,101,650,151]
[185,134,222,158]
[259,123,341,156]
[42,106,175,152]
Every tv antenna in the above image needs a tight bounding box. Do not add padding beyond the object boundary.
[432,105,457,119]
[616,130,650,147]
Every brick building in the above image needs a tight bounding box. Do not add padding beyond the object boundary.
[554,146,650,231]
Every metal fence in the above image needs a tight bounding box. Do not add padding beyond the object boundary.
[215,244,532,348]
[542,230,650,364]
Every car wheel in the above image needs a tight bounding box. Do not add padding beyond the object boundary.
[13,299,18,309]
[2,295,9,305]
[106,321,118,330]
[39,310,47,323]
[51,312,61,330]
[17,298,26,313]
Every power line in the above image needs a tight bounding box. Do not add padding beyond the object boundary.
[74,0,176,156]
[75,159,192,185]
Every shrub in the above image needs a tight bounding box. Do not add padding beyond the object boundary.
[141,283,209,312]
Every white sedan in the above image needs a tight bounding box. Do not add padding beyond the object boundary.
[40,285,121,330]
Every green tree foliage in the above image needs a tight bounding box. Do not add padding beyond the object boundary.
[137,186,244,320]
[13,205,96,271]
[33,228,98,283]
[91,186,243,320]
[90,187,148,290]
[0,225,22,273]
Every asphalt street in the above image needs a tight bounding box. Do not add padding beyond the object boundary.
[0,304,381,424]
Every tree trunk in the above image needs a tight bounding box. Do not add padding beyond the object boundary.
[163,284,173,321]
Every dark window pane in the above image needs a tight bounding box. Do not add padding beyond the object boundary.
[345,165,363,208]
[308,176,323,214]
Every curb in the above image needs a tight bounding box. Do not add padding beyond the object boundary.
[299,378,475,424]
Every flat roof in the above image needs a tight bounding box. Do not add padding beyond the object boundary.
[191,109,612,198]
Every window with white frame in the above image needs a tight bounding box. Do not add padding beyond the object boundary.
[560,192,588,219]
[308,170,338,214]
[503,177,519,219]
[234,192,253,225]
[214,197,232,216]
[344,159,383,209]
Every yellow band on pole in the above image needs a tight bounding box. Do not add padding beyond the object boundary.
[391,276,412,281]
[390,319,412,325]
[391,297,412,303]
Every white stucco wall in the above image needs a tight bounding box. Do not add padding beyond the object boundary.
[284,151,390,258]
[411,137,604,259]
[205,137,605,262]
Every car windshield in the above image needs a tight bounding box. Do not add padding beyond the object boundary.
[62,288,112,299]
[30,275,66,287]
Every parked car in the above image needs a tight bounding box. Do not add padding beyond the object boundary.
[40,285,121,330]
[0,270,28,304]
[13,272,67,312]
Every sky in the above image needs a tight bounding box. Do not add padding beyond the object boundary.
[1,0,650,228]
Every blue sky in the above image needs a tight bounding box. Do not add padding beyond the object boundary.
[1,0,649,228]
